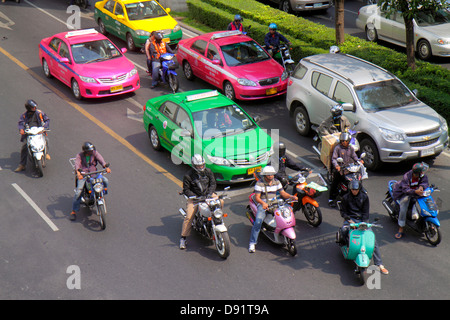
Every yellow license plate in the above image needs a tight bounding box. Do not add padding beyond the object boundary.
[163,38,170,43]
[110,85,123,93]
[266,87,277,95]
[247,166,262,175]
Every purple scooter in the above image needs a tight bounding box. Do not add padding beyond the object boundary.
[246,193,297,256]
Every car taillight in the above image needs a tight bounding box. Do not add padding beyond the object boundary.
[288,79,293,86]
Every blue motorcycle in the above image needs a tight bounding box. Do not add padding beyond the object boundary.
[382,180,441,246]
[158,53,179,93]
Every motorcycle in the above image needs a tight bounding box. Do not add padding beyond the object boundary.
[156,53,179,93]
[70,158,110,230]
[179,187,231,259]
[336,217,382,286]
[332,154,368,198]
[246,194,298,256]
[382,180,441,246]
[289,171,328,227]
[266,45,295,75]
[25,126,49,177]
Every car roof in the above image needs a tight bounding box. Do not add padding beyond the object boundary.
[53,29,107,45]
[302,53,396,86]
[169,90,235,113]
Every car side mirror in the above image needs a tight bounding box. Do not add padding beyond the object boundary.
[342,102,355,112]
[180,129,192,138]
[166,8,171,13]
[116,14,124,20]
[412,89,418,96]
[121,48,127,54]
[253,115,261,123]
[211,59,222,66]
[60,57,70,64]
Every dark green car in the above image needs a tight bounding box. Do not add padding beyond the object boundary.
[143,90,274,183]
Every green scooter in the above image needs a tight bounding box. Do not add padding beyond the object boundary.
[336,217,381,285]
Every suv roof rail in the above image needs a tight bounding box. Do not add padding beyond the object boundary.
[303,55,355,85]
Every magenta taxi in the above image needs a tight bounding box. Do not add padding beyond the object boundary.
[176,30,288,101]
[39,29,140,100]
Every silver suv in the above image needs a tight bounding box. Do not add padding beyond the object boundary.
[269,0,331,13]
[286,53,449,170]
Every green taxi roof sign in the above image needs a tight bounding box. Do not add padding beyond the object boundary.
[185,90,220,102]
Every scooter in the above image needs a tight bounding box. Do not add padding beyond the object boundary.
[156,53,179,93]
[382,180,441,246]
[336,217,382,286]
[246,194,297,256]
[25,126,49,177]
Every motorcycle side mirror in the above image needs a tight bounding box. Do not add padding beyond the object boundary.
[105,163,110,168]
[360,153,366,159]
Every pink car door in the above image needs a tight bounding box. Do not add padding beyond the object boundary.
[203,43,223,88]
[56,41,73,86]
[46,37,63,79]
[189,39,208,80]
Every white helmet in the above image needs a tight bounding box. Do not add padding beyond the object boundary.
[329,46,340,54]
[192,154,206,173]
[261,165,277,176]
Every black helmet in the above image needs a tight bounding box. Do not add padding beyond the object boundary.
[82,141,95,153]
[349,180,360,190]
[154,32,163,43]
[330,104,343,119]
[25,99,38,112]
[279,142,286,157]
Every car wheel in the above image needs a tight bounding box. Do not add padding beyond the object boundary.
[149,125,162,151]
[293,106,310,136]
[42,58,53,78]
[183,61,195,81]
[417,39,432,60]
[359,138,381,171]
[71,79,82,100]
[365,25,378,42]
[98,19,107,35]
[223,81,236,101]
[126,33,136,52]
[280,0,292,14]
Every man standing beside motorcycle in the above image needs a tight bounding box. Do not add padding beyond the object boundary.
[15,99,50,172]
[328,132,362,207]
[274,142,310,189]
[392,162,429,239]
[264,23,291,57]
[339,180,389,275]
[249,165,297,253]
[180,154,222,250]
[149,32,174,89]
[70,142,111,221]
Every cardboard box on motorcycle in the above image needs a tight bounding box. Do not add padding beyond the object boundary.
[320,133,339,171]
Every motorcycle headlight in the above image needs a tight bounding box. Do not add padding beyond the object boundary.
[380,127,405,142]
[79,75,97,83]
[207,155,232,166]
[237,78,257,87]
[281,70,288,81]
[213,208,224,219]
[135,29,150,37]
[93,183,104,193]
[280,206,291,219]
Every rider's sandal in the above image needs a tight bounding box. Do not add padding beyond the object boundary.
[394,232,405,239]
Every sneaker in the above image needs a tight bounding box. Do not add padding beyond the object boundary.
[179,238,187,250]
[14,164,26,172]
[378,265,389,275]
[69,211,77,221]
[248,243,256,253]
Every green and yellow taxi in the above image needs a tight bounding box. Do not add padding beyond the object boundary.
[94,0,182,51]
[143,90,274,183]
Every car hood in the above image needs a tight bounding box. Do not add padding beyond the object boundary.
[202,128,273,159]
[74,57,135,77]
[230,59,284,81]
[129,15,177,32]
[420,23,450,38]
[367,102,442,133]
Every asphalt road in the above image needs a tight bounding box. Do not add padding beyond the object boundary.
[0,0,449,302]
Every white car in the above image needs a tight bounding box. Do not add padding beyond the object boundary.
[356,4,450,60]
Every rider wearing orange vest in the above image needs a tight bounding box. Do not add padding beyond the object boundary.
[149,32,174,89]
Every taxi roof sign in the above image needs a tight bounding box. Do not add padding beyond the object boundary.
[186,90,219,102]
[210,30,243,40]
[65,28,99,38]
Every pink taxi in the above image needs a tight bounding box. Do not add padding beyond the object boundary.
[39,29,140,100]
[176,30,288,101]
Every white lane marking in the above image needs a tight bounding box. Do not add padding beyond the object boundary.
[11,183,59,231]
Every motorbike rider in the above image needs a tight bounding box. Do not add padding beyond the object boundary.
[264,23,291,57]
[318,104,351,137]
[227,14,244,32]
[149,32,174,89]
[329,132,362,207]
[70,142,111,221]
[15,99,50,172]
[249,165,298,253]
[144,31,156,76]
[180,154,223,250]
[392,162,429,239]
[274,142,310,189]
[339,180,389,275]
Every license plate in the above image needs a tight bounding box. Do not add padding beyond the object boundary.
[110,85,123,93]
[266,87,277,95]
[420,147,435,157]
[247,166,262,175]
[314,2,323,7]
[163,38,170,43]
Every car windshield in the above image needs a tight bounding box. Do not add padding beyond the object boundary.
[220,41,270,67]
[125,1,167,21]
[71,39,122,64]
[355,79,418,111]
[416,9,450,26]
[192,105,257,139]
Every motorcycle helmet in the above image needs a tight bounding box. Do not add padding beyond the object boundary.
[412,162,429,177]
[339,132,351,143]
[25,99,38,111]
[279,142,286,157]
[154,32,163,43]
[330,104,343,120]
[261,165,277,176]
[192,154,206,173]
[82,141,95,153]
[349,180,360,191]
[269,23,277,30]
[329,46,341,54]
[234,14,242,21]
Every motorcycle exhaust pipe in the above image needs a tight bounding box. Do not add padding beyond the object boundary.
[312,146,321,156]
[382,199,394,215]
[179,208,187,218]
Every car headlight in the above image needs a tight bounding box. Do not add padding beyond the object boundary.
[127,67,137,78]
[135,29,150,37]
[237,78,257,87]
[207,155,232,166]
[439,116,448,133]
[79,75,97,83]
[173,24,181,33]
[380,127,405,141]
[281,70,288,81]
[437,38,450,45]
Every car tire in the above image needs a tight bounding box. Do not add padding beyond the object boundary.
[417,39,432,60]
[183,61,195,81]
[223,81,236,101]
[126,33,136,52]
[279,0,292,14]
[359,138,381,171]
[149,125,162,151]
[98,19,107,35]
[365,25,378,42]
[293,106,310,136]
[71,79,82,100]
[42,58,53,78]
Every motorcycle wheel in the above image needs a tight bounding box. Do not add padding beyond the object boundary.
[36,159,44,177]
[425,222,441,246]
[357,267,368,286]
[168,73,179,93]
[80,0,88,9]
[215,231,230,259]
[286,238,297,256]
[303,203,322,227]
[96,203,107,230]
